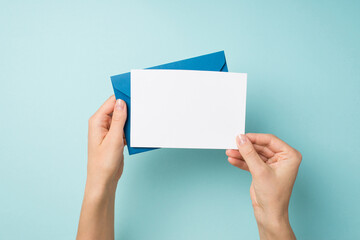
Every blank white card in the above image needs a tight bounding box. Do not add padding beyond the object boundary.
[130,69,247,149]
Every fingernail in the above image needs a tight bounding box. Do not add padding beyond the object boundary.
[237,134,247,145]
[116,99,125,110]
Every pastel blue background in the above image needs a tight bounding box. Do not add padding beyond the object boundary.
[1,0,359,239]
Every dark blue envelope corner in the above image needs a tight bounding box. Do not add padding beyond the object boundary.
[111,50,228,155]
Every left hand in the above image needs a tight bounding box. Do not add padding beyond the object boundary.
[87,95,127,190]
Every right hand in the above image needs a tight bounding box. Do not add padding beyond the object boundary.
[226,133,302,240]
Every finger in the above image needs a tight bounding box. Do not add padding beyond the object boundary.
[226,149,270,163]
[226,149,243,159]
[236,134,268,175]
[227,146,273,160]
[94,95,116,117]
[88,96,116,145]
[228,157,249,171]
[253,144,275,159]
[246,133,291,153]
[105,99,127,147]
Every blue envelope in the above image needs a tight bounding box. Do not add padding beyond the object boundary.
[111,51,228,155]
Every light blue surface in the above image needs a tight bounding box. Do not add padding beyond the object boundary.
[0,0,359,239]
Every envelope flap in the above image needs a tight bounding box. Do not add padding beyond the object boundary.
[111,51,227,97]
[149,50,227,71]
[111,72,131,97]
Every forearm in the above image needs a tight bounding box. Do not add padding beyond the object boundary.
[77,180,117,240]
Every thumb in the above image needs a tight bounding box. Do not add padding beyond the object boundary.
[236,134,267,175]
[107,99,127,146]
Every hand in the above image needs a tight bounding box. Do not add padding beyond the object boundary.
[87,95,127,190]
[77,95,127,240]
[226,134,302,240]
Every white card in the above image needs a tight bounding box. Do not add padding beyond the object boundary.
[130,69,247,149]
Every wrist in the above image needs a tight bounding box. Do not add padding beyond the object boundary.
[84,177,118,201]
[255,210,295,240]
